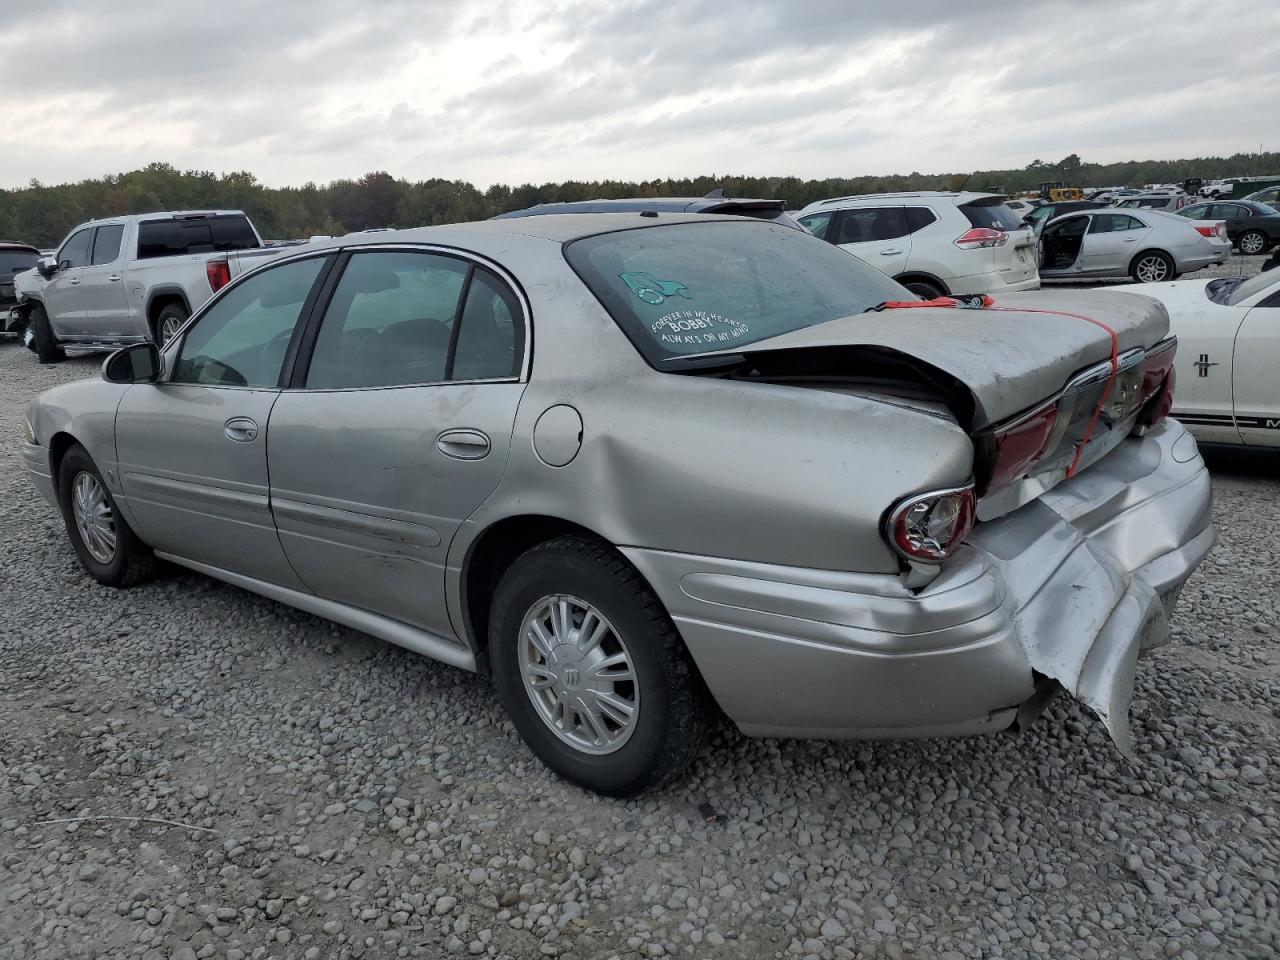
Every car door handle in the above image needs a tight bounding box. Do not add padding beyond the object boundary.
[107,274,122,281]
[436,429,491,460]
[879,249,904,256]
[1122,237,1138,242]
[224,417,259,442]
[69,277,81,285]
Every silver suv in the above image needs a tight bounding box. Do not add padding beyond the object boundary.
[796,192,1039,298]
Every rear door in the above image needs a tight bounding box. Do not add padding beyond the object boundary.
[831,207,911,276]
[266,248,528,638]
[115,253,332,587]
[78,223,131,336]
[1231,286,1280,446]
[1080,213,1150,275]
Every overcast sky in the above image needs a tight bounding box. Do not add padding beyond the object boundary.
[2,0,1276,190]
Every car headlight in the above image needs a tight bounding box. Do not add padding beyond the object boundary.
[21,414,35,444]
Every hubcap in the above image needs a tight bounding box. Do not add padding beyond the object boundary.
[519,595,639,755]
[160,316,183,344]
[71,471,116,564]
[1242,234,1264,254]
[1136,256,1168,282]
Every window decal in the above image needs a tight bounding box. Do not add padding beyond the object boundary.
[620,272,692,305]
[651,310,749,346]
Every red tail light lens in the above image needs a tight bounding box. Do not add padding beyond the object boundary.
[954,227,1008,249]
[206,259,231,293]
[886,485,976,562]
[1135,338,1177,430]
[1193,223,1228,240]
[986,402,1060,492]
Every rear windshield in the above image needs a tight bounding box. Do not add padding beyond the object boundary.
[564,220,905,364]
[137,215,260,259]
[959,202,1025,231]
[0,249,38,277]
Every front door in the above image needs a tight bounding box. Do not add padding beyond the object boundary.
[1080,213,1150,275]
[79,223,132,337]
[1232,291,1280,446]
[1168,297,1244,445]
[45,226,93,337]
[266,249,527,638]
[831,207,912,278]
[1038,215,1089,275]
[115,253,332,587]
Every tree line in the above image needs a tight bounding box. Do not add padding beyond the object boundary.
[3,152,1278,248]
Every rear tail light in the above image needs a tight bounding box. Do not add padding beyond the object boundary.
[986,401,1060,492]
[1194,223,1227,239]
[206,259,231,293]
[885,485,976,562]
[954,227,1009,249]
[1134,338,1177,431]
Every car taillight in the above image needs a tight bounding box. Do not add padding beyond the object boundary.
[954,227,1008,249]
[1194,223,1227,239]
[1135,338,1177,431]
[986,402,1060,492]
[206,259,231,293]
[885,485,976,563]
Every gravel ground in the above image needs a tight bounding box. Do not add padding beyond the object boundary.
[1,317,1278,960]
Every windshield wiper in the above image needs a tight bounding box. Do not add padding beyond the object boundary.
[659,352,749,372]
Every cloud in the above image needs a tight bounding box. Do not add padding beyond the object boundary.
[0,0,1276,190]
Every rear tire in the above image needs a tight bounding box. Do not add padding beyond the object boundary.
[57,445,156,588]
[1238,231,1268,256]
[901,279,944,300]
[30,304,65,364]
[489,535,708,796]
[1130,251,1174,283]
[152,302,189,346]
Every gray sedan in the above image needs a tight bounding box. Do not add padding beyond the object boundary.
[1039,207,1231,282]
[22,214,1214,795]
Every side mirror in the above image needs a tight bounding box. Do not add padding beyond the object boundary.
[37,256,57,279]
[103,343,162,384]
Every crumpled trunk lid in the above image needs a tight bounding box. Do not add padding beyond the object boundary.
[728,289,1169,429]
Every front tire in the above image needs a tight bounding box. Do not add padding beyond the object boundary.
[1130,251,1174,283]
[30,304,65,364]
[489,536,708,796]
[57,445,156,587]
[1238,231,1268,256]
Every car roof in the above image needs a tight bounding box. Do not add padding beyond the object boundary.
[803,191,1001,211]
[493,197,786,218]
[296,212,765,255]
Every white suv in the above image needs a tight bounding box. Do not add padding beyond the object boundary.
[795,192,1040,298]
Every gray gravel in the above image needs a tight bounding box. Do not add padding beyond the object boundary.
[1,333,1278,960]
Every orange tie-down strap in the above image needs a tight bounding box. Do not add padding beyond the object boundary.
[878,296,1120,477]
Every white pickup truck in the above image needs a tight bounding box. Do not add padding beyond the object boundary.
[6,210,286,363]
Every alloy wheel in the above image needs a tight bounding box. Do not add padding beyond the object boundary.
[519,595,639,755]
[1240,233,1265,255]
[72,471,116,564]
[1135,256,1170,283]
[160,316,184,344]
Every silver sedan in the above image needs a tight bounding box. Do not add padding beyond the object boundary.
[1038,207,1231,282]
[22,214,1214,795]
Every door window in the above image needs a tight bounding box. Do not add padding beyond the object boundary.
[797,212,832,239]
[1088,214,1144,234]
[91,224,125,265]
[833,207,909,244]
[58,229,92,269]
[305,252,524,389]
[172,256,327,388]
[905,207,939,233]
[1181,205,1210,220]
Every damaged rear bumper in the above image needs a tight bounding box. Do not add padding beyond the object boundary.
[623,419,1214,747]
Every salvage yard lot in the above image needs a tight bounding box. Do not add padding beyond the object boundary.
[1,338,1278,959]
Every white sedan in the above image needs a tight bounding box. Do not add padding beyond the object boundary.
[1138,270,1280,446]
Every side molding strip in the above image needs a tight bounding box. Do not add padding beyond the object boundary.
[155,552,477,672]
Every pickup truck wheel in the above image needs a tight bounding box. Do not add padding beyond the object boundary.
[489,535,708,796]
[57,445,156,588]
[30,304,65,364]
[1238,231,1268,256]
[153,303,189,346]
